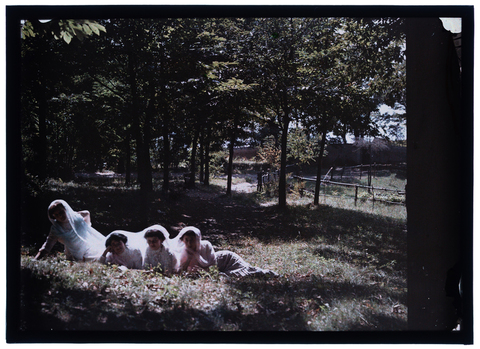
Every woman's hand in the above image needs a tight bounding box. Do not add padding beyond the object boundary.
[102,246,112,257]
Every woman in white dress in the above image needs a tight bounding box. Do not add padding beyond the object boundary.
[34,199,106,262]
[98,232,143,270]
[143,226,177,275]
[173,226,278,277]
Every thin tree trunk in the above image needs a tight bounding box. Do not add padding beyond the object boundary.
[278,112,290,208]
[141,81,156,192]
[37,80,48,180]
[226,114,238,196]
[125,131,131,186]
[128,52,145,189]
[204,124,211,186]
[314,125,328,205]
[189,129,199,188]
[162,117,170,192]
[199,129,204,184]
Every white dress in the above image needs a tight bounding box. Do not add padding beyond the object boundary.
[99,246,143,269]
[144,245,177,274]
[172,226,278,277]
[39,200,106,261]
[171,227,216,272]
[107,224,172,264]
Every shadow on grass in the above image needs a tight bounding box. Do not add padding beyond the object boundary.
[19,265,406,332]
[229,274,407,331]
[19,268,310,332]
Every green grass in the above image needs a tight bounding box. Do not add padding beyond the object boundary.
[19,173,407,332]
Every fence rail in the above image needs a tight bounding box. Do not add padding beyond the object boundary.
[256,163,406,206]
[257,170,280,192]
[293,175,405,206]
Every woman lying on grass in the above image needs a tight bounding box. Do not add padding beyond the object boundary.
[99,232,143,270]
[143,226,177,275]
[173,226,278,277]
[100,224,176,275]
[34,199,106,262]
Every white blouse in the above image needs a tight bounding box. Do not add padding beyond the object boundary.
[99,246,143,269]
[144,246,177,274]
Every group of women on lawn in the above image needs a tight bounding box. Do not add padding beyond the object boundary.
[34,199,277,278]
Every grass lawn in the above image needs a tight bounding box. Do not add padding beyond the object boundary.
[18,172,407,333]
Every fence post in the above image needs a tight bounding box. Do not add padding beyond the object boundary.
[355,185,358,206]
[368,163,372,192]
[371,185,375,209]
[297,176,304,197]
[257,172,262,192]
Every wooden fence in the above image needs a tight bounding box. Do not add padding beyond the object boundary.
[257,170,280,192]
[257,163,406,206]
[293,175,406,206]
[323,163,406,182]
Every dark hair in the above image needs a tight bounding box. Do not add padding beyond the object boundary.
[144,229,166,241]
[48,202,65,219]
[105,232,128,247]
[181,230,197,240]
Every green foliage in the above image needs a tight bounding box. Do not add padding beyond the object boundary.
[19,16,406,199]
[257,135,281,170]
[287,127,323,165]
[209,151,228,177]
[22,19,106,43]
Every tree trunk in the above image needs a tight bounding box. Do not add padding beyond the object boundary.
[128,52,153,192]
[162,117,170,192]
[125,131,131,186]
[204,124,211,186]
[314,125,328,205]
[141,122,153,192]
[278,111,290,208]
[36,79,48,180]
[199,130,204,183]
[226,114,238,196]
[128,52,144,188]
[189,129,199,188]
[141,81,155,193]
[34,47,48,180]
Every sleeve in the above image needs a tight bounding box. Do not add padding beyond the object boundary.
[163,249,177,274]
[143,251,152,270]
[101,252,114,265]
[78,210,92,226]
[133,249,143,269]
[198,241,216,268]
[98,255,107,264]
[39,227,59,253]
[168,250,178,274]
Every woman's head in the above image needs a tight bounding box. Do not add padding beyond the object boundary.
[48,201,67,223]
[181,231,197,251]
[144,229,166,251]
[105,232,128,255]
[179,228,200,251]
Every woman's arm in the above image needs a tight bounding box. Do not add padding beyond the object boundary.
[195,241,216,268]
[166,250,178,275]
[132,249,143,269]
[143,252,152,270]
[34,249,48,260]
[34,229,58,260]
[78,210,91,226]
[98,246,112,264]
